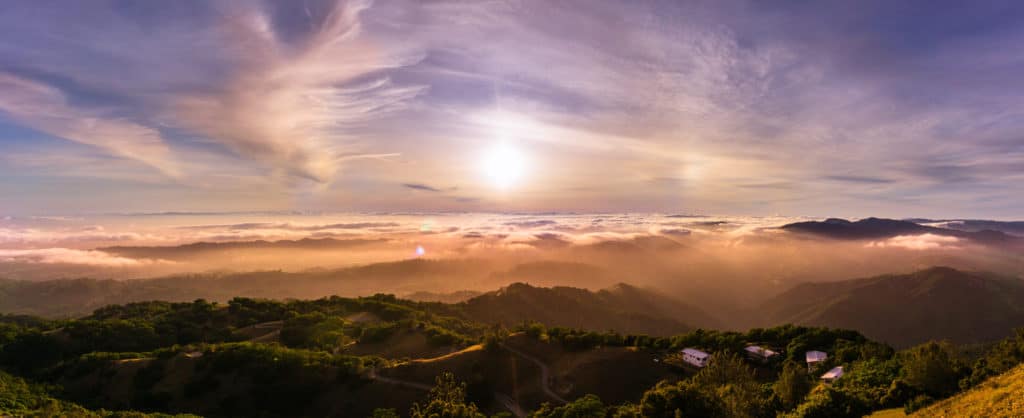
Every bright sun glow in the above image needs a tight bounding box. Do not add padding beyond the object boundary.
[480,143,527,189]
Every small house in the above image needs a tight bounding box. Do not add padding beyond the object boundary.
[744,345,778,362]
[821,366,844,384]
[681,348,710,368]
[806,350,827,371]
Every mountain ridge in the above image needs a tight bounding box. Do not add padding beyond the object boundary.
[780,217,1019,245]
[757,266,1024,347]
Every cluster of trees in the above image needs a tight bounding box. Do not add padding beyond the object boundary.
[519,321,1024,417]
[520,322,886,362]
[0,369,198,417]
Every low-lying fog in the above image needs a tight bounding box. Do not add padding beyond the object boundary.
[2,213,1022,314]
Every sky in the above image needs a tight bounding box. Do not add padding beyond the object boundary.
[1,0,1023,218]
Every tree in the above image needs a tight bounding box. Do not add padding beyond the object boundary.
[530,394,605,418]
[410,372,486,418]
[783,386,869,418]
[372,408,400,418]
[774,360,813,411]
[639,380,722,417]
[899,342,966,397]
[693,353,763,418]
[961,328,1024,389]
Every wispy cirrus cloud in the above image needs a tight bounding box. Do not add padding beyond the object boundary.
[170,0,426,182]
[0,0,425,186]
[0,73,180,177]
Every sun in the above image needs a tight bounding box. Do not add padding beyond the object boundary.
[480,142,527,189]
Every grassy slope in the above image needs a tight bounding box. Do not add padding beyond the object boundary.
[912,363,1024,417]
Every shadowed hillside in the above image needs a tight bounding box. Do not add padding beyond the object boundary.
[460,282,720,335]
[757,267,1024,347]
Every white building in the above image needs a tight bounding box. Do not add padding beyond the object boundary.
[681,348,710,368]
[745,345,778,362]
[821,366,844,383]
[806,350,828,371]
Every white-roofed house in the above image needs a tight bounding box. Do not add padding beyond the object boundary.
[821,366,844,384]
[744,345,779,363]
[806,350,828,372]
[681,348,710,368]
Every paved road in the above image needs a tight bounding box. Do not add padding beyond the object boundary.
[500,343,568,405]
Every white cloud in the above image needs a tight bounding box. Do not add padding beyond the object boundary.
[866,234,962,251]
[0,73,180,177]
[170,0,426,182]
[0,248,169,266]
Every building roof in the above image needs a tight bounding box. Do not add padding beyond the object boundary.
[745,345,778,357]
[682,348,709,359]
[821,366,844,380]
[806,350,828,362]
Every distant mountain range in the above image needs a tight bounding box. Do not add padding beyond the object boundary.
[459,282,720,336]
[907,219,1024,236]
[4,261,1024,347]
[0,258,496,317]
[100,237,388,260]
[756,267,1024,347]
[780,217,1021,244]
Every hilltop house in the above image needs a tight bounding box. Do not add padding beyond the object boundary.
[681,348,710,368]
[806,350,828,371]
[745,345,779,362]
[821,366,844,384]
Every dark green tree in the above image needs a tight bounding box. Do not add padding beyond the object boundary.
[774,360,813,411]
[410,372,486,418]
[639,380,723,417]
[899,342,966,397]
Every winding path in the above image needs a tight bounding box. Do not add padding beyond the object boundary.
[365,342,565,416]
[500,343,568,405]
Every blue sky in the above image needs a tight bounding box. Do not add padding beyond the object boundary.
[1,0,1022,218]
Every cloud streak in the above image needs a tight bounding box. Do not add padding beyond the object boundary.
[0,73,180,177]
[0,248,168,266]
[170,0,426,182]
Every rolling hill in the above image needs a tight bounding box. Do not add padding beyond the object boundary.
[459,282,720,336]
[756,267,1024,347]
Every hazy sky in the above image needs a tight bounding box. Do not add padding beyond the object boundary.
[1,0,1022,218]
